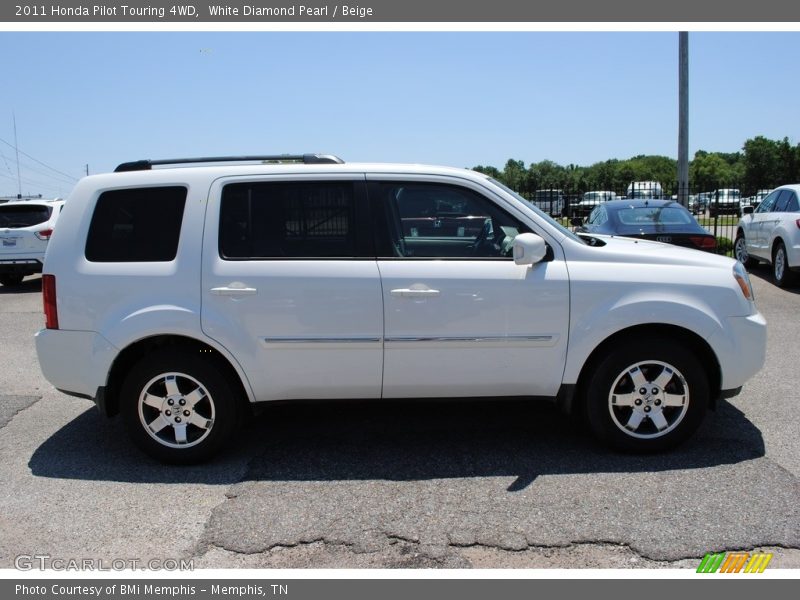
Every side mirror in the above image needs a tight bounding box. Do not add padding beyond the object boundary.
[742,205,754,215]
[513,233,548,266]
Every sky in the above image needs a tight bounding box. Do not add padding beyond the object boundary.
[1,31,798,198]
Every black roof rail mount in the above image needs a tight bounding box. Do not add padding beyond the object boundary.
[114,154,344,172]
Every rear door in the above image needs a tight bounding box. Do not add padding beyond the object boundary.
[748,190,780,259]
[201,174,384,401]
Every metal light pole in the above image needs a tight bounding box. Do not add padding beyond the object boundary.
[678,32,689,207]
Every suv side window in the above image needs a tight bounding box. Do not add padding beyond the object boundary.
[85,186,187,262]
[220,181,364,259]
[772,190,791,212]
[755,190,780,213]
[786,193,799,213]
[371,182,530,259]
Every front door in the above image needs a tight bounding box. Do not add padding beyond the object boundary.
[368,177,570,398]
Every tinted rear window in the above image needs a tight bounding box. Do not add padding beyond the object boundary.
[85,187,187,262]
[617,207,694,225]
[0,205,52,228]
[219,181,356,259]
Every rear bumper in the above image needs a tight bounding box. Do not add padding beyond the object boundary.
[0,258,43,274]
[35,329,118,399]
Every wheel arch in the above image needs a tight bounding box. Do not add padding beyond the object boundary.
[569,323,721,415]
[102,334,254,417]
[771,235,786,260]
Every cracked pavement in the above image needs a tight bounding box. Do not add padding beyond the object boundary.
[1,271,799,569]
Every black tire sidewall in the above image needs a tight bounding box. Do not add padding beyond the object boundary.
[120,350,241,463]
[584,338,709,452]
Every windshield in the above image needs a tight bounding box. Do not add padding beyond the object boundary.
[0,204,52,228]
[487,178,584,244]
[617,207,694,226]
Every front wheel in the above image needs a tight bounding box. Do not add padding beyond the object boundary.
[734,234,756,268]
[120,350,242,463]
[584,339,709,452]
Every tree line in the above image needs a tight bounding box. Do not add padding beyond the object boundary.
[472,135,800,197]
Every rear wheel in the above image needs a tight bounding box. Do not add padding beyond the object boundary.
[0,274,24,286]
[120,349,242,463]
[734,233,756,268]
[772,241,795,288]
[584,338,709,452]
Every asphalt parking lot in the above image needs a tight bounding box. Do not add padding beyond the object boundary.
[0,269,798,570]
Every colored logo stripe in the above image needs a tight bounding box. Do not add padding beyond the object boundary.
[696,552,774,573]
[744,553,773,573]
[720,552,749,573]
[697,552,726,573]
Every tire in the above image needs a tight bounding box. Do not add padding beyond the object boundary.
[584,338,709,452]
[120,349,242,463]
[734,234,756,268]
[0,274,24,286]
[772,241,795,288]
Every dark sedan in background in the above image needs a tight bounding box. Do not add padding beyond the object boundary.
[571,199,717,252]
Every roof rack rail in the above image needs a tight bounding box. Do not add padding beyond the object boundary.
[114,154,344,172]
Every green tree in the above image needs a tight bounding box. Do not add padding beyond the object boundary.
[743,136,781,191]
[691,151,736,191]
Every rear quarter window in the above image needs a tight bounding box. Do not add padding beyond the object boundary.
[85,186,187,262]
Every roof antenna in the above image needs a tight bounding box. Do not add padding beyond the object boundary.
[13,112,22,197]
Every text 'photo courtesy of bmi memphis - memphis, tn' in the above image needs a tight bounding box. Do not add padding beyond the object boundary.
[33,155,766,463]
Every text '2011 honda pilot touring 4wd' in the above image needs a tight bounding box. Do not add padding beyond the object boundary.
[35,155,767,463]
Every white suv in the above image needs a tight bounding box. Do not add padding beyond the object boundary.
[35,155,767,463]
[735,184,800,287]
[0,198,64,286]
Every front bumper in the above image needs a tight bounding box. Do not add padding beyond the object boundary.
[711,312,767,391]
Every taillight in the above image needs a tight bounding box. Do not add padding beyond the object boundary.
[689,236,717,249]
[35,228,53,240]
[42,274,59,330]
[795,219,800,229]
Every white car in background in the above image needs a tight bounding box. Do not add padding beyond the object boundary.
[0,198,64,286]
[735,184,800,287]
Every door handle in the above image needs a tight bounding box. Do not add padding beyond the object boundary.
[210,286,258,296]
[390,288,441,298]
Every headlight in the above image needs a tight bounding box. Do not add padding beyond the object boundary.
[733,261,755,301]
